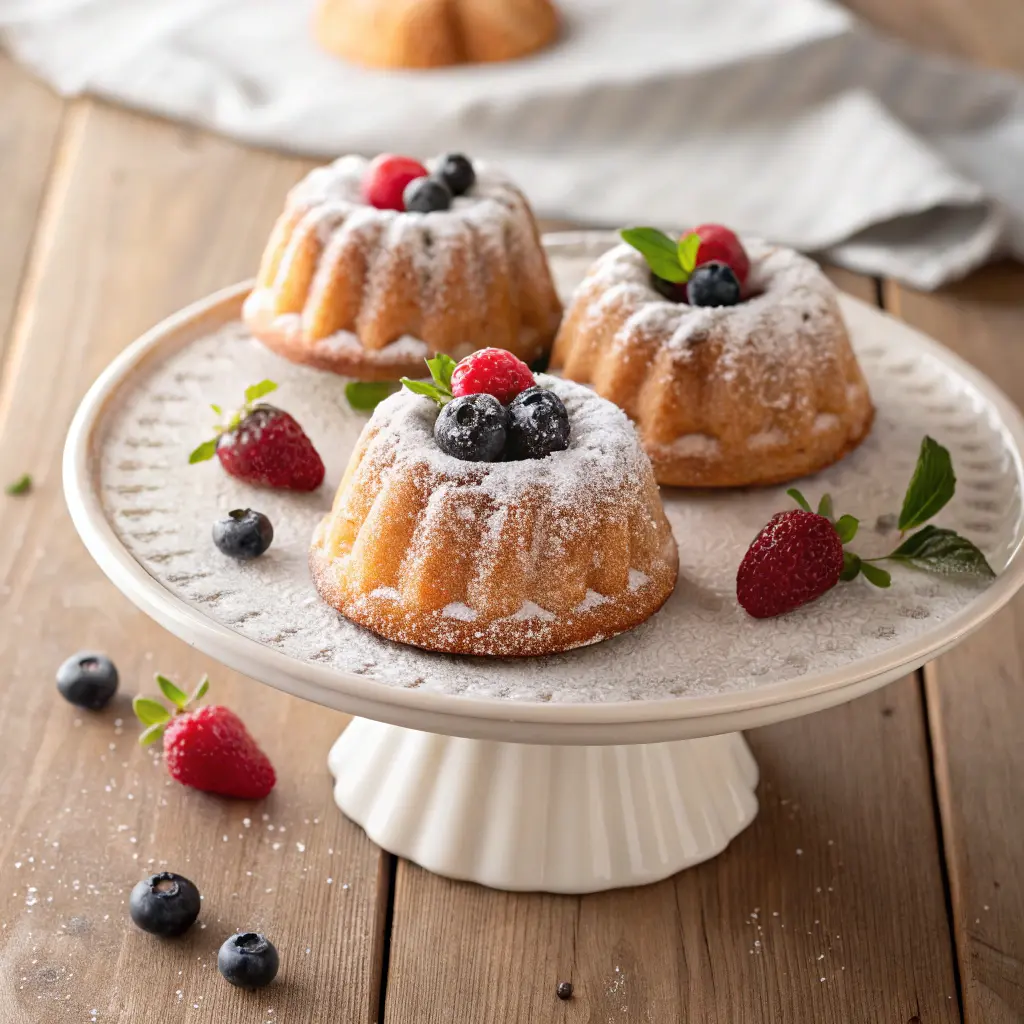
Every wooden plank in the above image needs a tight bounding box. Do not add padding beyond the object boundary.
[885,268,1024,1023]
[384,273,961,1023]
[0,100,390,1023]
[839,0,1024,73]
[0,56,66,367]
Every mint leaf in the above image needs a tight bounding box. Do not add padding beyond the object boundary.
[133,696,170,727]
[244,379,278,405]
[399,378,451,406]
[787,488,811,513]
[210,404,223,416]
[817,493,834,520]
[887,525,995,578]
[189,675,210,704]
[898,436,955,532]
[839,551,862,581]
[834,514,859,544]
[345,381,399,411]
[6,473,32,496]
[156,674,189,710]
[139,722,165,748]
[620,227,688,283]
[426,354,457,394]
[677,232,701,274]
[860,562,892,588]
[189,439,218,464]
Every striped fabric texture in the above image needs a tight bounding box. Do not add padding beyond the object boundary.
[2,0,1023,287]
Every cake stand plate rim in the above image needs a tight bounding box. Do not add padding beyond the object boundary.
[62,234,1024,744]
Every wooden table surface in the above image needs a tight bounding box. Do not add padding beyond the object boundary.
[1,5,1022,1021]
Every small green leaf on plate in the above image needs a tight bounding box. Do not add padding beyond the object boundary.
[620,227,689,283]
[887,525,995,578]
[898,436,956,532]
[345,381,400,411]
[787,488,812,513]
[834,514,859,545]
[189,675,210,704]
[139,722,166,747]
[817,493,834,520]
[189,439,218,464]
[5,474,32,496]
[133,696,171,727]
[244,379,278,405]
[210,404,223,417]
[859,562,892,588]
[839,551,862,582]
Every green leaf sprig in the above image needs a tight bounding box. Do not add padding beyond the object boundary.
[133,673,210,747]
[5,473,32,496]
[620,228,701,284]
[189,380,278,464]
[345,380,400,412]
[399,354,458,407]
[787,435,994,589]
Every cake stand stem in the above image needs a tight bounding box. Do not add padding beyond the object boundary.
[328,719,759,893]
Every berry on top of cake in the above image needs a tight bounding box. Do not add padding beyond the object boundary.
[243,153,562,380]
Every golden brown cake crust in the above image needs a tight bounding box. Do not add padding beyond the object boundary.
[313,0,560,69]
[245,156,562,381]
[551,240,875,488]
[310,376,679,657]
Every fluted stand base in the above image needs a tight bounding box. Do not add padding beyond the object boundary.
[328,719,759,893]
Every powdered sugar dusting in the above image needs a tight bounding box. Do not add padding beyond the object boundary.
[89,237,1017,705]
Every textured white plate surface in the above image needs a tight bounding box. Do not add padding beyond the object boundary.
[64,233,1024,744]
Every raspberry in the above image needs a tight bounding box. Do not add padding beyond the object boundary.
[363,154,429,211]
[216,405,325,491]
[692,224,750,285]
[450,348,535,405]
[737,510,844,618]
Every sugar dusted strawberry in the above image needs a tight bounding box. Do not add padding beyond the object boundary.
[134,675,276,800]
[737,510,844,618]
[692,224,750,285]
[450,348,535,405]
[190,380,325,491]
[363,154,429,211]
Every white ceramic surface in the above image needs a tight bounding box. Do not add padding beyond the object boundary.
[62,231,1024,891]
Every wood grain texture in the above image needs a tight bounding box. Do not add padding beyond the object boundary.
[885,268,1024,1024]
[0,99,389,1024]
[0,55,65,368]
[839,0,1024,72]
[384,273,959,1024]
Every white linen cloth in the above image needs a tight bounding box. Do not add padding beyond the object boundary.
[2,0,1023,288]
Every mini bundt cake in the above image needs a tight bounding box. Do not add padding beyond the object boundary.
[551,227,874,488]
[313,0,560,69]
[244,153,562,381]
[310,350,678,656]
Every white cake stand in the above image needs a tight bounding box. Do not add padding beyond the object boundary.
[64,233,1024,893]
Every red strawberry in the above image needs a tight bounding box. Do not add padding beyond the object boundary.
[450,348,535,405]
[134,676,276,800]
[190,380,325,491]
[363,154,429,211]
[737,510,844,618]
[692,224,750,285]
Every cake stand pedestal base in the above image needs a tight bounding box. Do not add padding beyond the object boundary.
[328,719,759,893]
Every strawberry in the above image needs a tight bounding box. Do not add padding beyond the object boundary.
[736,510,844,618]
[450,348,535,405]
[691,224,750,285]
[134,675,276,800]
[362,154,429,211]
[190,380,325,491]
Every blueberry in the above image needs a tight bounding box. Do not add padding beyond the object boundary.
[218,932,280,989]
[56,651,118,710]
[403,176,452,213]
[651,274,688,303]
[212,509,273,559]
[436,153,476,196]
[556,981,574,1000]
[506,387,570,460]
[687,261,741,307]
[129,872,201,937]
[434,394,508,462]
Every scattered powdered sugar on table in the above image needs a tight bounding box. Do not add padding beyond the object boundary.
[93,238,1020,704]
